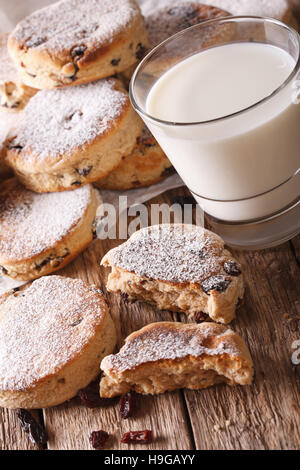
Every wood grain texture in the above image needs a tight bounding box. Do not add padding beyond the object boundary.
[182,240,300,450]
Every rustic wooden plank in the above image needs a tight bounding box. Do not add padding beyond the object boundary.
[43,233,193,450]
[0,409,43,450]
[291,235,300,266]
[182,239,300,450]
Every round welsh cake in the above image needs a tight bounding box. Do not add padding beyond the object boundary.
[0,179,98,281]
[8,0,149,89]
[0,275,116,409]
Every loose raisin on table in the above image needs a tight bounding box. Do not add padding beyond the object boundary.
[120,430,153,444]
[89,430,109,450]
[77,380,103,408]
[16,409,48,448]
[119,392,135,419]
[224,261,241,277]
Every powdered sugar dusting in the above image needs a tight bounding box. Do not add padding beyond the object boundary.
[145,1,229,49]
[104,323,240,372]
[0,180,93,261]
[10,79,128,160]
[12,0,140,53]
[0,276,106,391]
[108,224,228,284]
[141,0,289,20]
[0,33,18,83]
[200,0,289,19]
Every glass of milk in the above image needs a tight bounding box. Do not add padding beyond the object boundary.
[130,17,300,250]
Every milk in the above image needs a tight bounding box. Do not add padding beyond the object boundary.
[146,43,300,221]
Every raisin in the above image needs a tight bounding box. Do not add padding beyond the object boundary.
[35,256,52,271]
[90,287,104,296]
[194,311,209,323]
[0,266,8,275]
[121,430,153,444]
[89,430,109,450]
[161,167,175,177]
[136,43,147,60]
[77,380,103,408]
[71,45,87,60]
[121,292,129,303]
[25,37,46,48]
[26,71,37,78]
[111,58,121,66]
[76,166,93,177]
[71,180,82,186]
[224,261,241,277]
[7,143,23,152]
[70,318,82,327]
[16,409,48,448]
[190,249,206,259]
[53,251,70,268]
[119,392,135,419]
[201,275,231,295]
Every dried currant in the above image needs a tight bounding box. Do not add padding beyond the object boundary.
[71,45,87,60]
[77,380,103,408]
[76,166,93,177]
[161,167,175,177]
[121,430,153,444]
[201,275,231,295]
[90,287,104,296]
[224,261,241,277]
[70,318,82,327]
[136,43,147,60]
[25,37,46,48]
[119,392,135,419]
[190,249,206,259]
[194,311,209,323]
[111,58,121,66]
[121,292,129,303]
[16,409,48,447]
[7,143,23,152]
[89,430,109,450]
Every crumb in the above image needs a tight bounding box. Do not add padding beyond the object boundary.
[213,424,221,432]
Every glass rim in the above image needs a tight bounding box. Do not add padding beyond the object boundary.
[129,16,300,127]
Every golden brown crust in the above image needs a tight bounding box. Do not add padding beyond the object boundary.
[0,178,98,281]
[8,0,149,89]
[0,276,117,408]
[100,321,254,397]
[0,33,37,112]
[94,128,173,190]
[101,224,244,324]
[3,79,143,192]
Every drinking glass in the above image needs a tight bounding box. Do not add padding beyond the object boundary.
[129,17,300,250]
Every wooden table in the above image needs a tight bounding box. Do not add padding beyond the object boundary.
[0,184,299,451]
